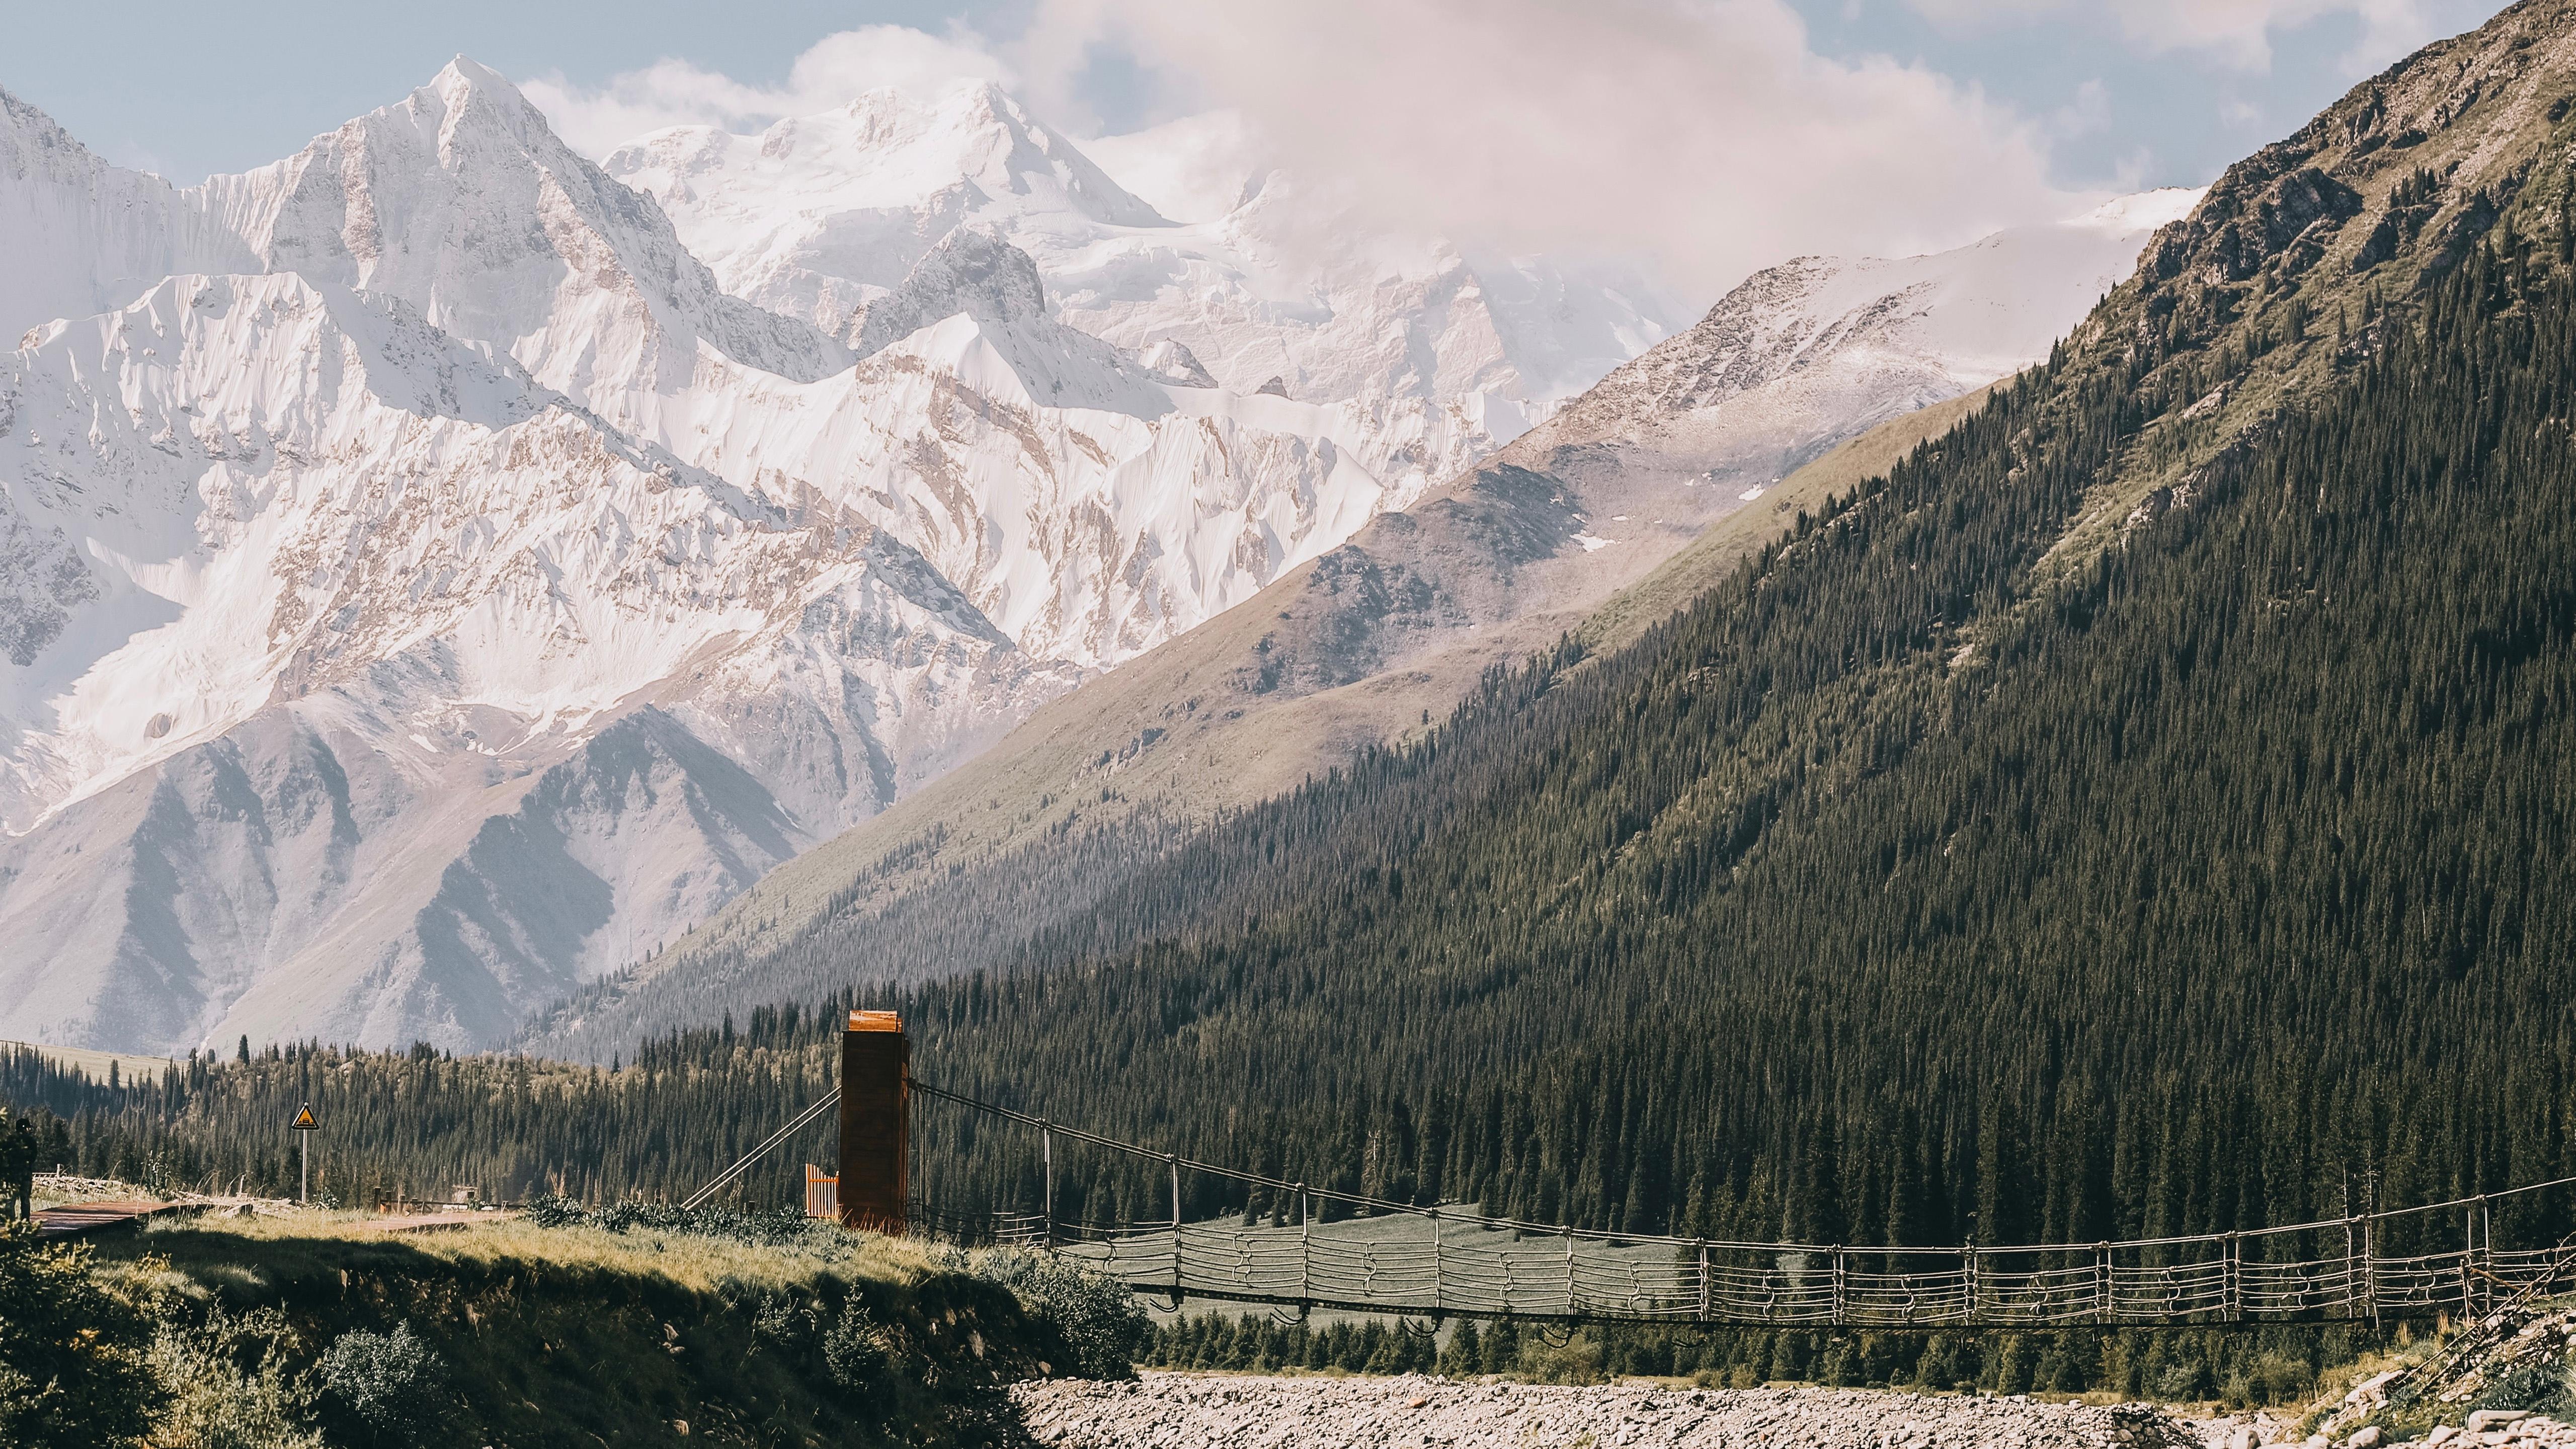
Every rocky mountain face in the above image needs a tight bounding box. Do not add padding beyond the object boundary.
[533,187,2200,1058]
[0,269,1038,1049]
[0,61,1642,1054]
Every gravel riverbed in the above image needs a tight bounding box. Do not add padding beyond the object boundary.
[1009,1373,2216,1448]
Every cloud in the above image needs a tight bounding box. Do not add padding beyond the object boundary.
[1010,0,2081,295]
[516,3,2112,298]
[1902,0,2451,71]
[520,24,1016,156]
[1078,111,1264,225]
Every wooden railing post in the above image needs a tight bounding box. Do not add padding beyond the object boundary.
[1169,1155,1183,1303]
[1563,1226,1577,1316]
[2226,1232,2242,1322]
[1040,1121,1054,1250]
[1964,1246,1979,1323]
[2478,1196,2493,1314]
[2097,1242,2113,1323]
[1698,1240,1712,1322]
[1830,1245,1846,1326]
[1430,1209,1442,1314]
[1298,1185,1311,1306]
[2363,1210,2381,1327]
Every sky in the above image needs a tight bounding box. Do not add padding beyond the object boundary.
[0,0,2510,298]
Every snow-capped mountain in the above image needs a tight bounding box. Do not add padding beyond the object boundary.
[0,51,2194,1057]
[1553,189,2207,453]
[601,81,1682,487]
[194,59,851,409]
[0,268,1043,1049]
[0,63,1472,1053]
[0,91,249,346]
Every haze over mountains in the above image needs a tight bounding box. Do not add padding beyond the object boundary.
[0,54,2189,1055]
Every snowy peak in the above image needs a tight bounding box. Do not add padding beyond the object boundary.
[192,57,848,417]
[602,80,1167,346]
[816,80,1167,229]
[612,77,1165,239]
[849,228,1173,416]
[603,82,1681,452]
[1558,189,2207,438]
[849,224,1053,354]
[0,88,250,344]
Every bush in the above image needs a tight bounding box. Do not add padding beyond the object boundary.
[1517,1329,1607,1385]
[2151,1358,2213,1401]
[519,1192,586,1228]
[821,1297,891,1392]
[519,1193,820,1245]
[750,1290,822,1353]
[315,1321,449,1448]
[0,1218,162,1447]
[2477,1353,2575,1416]
[974,1249,1149,1378]
[147,1306,323,1449]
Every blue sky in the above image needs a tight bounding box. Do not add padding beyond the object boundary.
[0,0,2512,295]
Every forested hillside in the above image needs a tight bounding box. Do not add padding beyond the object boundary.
[14,3,2576,1272]
[24,205,2576,1259]
[883,204,2576,1249]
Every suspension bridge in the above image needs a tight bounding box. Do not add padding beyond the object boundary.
[694,1012,2576,1330]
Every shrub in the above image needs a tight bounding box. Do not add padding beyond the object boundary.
[822,1297,891,1392]
[519,1192,587,1228]
[974,1249,1150,1379]
[2152,1358,2213,1401]
[1518,1329,1607,1385]
[2477,1354,2574,1416]
[751,1291,822,1353]
[147,1306,323,1449]
[315,1321,449,1448]
[519,1193,820,1245]
[0,1218,162,1447]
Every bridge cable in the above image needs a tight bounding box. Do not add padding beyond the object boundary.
[681,1089,840,1212]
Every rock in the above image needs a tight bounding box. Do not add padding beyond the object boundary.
[2473,1412,2531,1434]
[2350,1428,2383,1447]
[1008,1375,2204,1448]
[2429,1430,2459,1445]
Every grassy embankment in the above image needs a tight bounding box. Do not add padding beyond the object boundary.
[13,1198,1139,1448]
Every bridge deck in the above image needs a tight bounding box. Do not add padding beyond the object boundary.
[1031,1213,2571,1328]
[35,1198,200,1238]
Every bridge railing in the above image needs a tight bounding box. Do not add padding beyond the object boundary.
[907,1079,2576,1327]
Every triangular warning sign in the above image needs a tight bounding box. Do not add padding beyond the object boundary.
[291,1104,318,1131]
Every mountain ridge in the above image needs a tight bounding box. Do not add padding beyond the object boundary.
[0,62,1666,1052]
[529,188,2198,1056]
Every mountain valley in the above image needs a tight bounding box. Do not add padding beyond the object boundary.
[0,57,2182,1054]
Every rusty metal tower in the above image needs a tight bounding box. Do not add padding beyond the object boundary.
[837,1010,909,1234]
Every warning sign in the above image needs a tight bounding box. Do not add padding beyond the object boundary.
[290,1103,318,1131]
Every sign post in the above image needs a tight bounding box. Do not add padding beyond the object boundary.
[290,1102,318,1203]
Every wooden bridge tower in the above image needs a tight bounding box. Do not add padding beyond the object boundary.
[838,1011,909,1233]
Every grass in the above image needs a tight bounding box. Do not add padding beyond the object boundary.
[82,1206,1076,1447]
